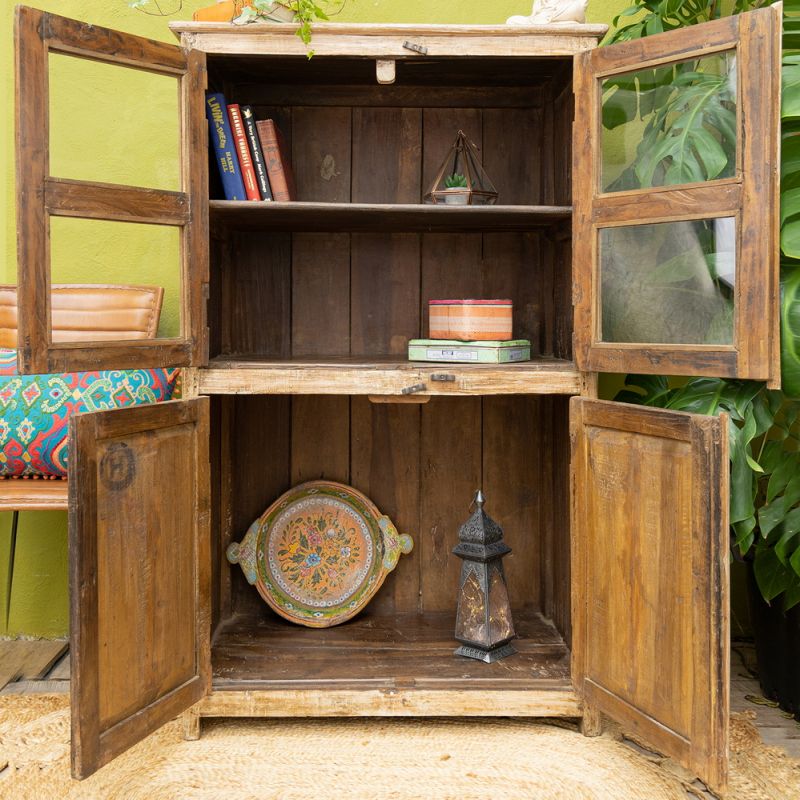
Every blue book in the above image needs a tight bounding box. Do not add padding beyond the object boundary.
[205,92,246,201]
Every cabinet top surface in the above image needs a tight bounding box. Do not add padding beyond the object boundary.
[169,21,608,56]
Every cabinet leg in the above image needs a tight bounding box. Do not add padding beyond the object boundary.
[181,708,201,741]
[580,706,603,737]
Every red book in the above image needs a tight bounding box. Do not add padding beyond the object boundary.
[227,104,260,201]
[256,119,297,202]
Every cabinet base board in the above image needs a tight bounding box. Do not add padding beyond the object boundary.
[197,686,581,718]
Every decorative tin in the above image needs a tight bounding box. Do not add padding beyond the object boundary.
[227,481,413,627]
[424,130,498,205]
[429,299,513,341]
[453,490,517,663]
[408,339,530,364]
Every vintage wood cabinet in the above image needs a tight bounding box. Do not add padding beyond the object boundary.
[14,4,782,792]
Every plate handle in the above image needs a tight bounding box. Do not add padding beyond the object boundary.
[379,516,414,571]
[226,520,260,585]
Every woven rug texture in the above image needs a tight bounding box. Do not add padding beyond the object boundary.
[0,696,798,799]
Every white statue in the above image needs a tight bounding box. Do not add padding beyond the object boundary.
[507,0,588,25]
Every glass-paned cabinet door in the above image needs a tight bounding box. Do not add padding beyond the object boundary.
[573,5,781,382]
[14,7,208,374]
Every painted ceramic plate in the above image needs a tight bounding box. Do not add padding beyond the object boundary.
[226,481,413,627]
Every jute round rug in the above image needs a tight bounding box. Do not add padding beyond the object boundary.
[0,696,798,799]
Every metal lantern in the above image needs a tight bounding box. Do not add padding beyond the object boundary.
[453,490,516,662]
[424,131,498,206]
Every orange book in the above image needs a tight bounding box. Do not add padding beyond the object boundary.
[193,1,252,22]
[227,104,261,201]
[256,119,297,202]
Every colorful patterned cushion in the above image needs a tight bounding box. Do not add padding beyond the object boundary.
[0,349,178,477]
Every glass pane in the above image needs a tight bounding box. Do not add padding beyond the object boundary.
[49,53,180,191]
[600,218,736,345]
[49,217,182,342]
[601,52,737,192]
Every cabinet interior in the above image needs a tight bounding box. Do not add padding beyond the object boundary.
[203,54,575,694]
[206,54,575,367]
[209,393,573,691]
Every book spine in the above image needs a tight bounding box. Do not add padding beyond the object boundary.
[256,119,296,202]
[241,106,272,201]
[205,93,247,201]
[227,104,261,202]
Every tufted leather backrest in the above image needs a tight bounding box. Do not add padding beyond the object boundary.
[0,284,164,348]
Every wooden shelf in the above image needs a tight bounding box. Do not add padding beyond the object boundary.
[199,355,581,396]
[209,201,572,233]
[0,478,68,511]
[203,609,577,718]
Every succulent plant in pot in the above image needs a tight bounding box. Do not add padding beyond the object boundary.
[233,0,343,49]
[442,173,470,205]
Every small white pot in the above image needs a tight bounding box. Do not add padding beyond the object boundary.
[442,189,469,205]
[263,2,296,22]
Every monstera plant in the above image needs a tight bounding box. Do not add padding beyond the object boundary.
[609,0,800,715]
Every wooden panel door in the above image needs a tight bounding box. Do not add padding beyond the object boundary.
[69,399,211,779]
[571,398,729,793]
[15,7,208,374]
[573,5,781,383]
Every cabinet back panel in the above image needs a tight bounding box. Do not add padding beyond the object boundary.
[214,394,570,625]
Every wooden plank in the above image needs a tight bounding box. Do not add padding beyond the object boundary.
[69,399,210,779]
[0,479,68,511]
[199,357,583,396]
[210,609,570,688]
[224,232,291,357]
[46,10,188,74]
[241,84,544,110]
[483,108,543,205]
[350,398,421,615]
[49,651,71,681]
[45,179,189,225]
[291,397,350,484]
[571,398,729,795]
[291,107,351,203]
[419,397,482,613]
[209,201,571,233]
[15,5,51,374]
[352,108,422,204]
[199,687,581,718]
[1,679,70,695]
[21,639,69,680]
[172,23,607,59]
[291,234,350,357]
[350,234,420,354]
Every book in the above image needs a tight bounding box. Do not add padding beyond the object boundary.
[205,93,247,201]
[227,104,261,201]
[256,119,297,202]
[241,106,273,201]
[408,339,531,364]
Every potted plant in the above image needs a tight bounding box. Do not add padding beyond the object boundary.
[441,173,469,205]
[616,375,800,715]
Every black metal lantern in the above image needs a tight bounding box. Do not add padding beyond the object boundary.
[453,490,516,662]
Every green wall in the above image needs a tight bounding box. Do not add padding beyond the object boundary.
[1,0,625,636]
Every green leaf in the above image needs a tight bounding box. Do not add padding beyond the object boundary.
[754,547,794,602]
[782,218,800,259]
[781,267,800,397]
[783,581,800,611]
[781,187,800,226]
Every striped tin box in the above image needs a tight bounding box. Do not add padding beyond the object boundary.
[429,299,513,341]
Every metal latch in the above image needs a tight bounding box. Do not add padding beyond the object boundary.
[430,373,456,382]
[401,383,427,395]
[403,40,428,55]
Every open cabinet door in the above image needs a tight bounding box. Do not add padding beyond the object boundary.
[15,7,208,374]
[571,398,729,793]
[69,398,211,779]
[573,4,781,383]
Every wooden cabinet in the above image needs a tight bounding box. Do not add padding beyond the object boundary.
[13,5,782,792]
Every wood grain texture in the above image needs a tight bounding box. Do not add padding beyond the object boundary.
[0,478,68,511]
[211,609,570,689]
[15,6,206,374]
[291,107,351,203]
[573,5,780,384]
[570,398,729,794]
[172,23,607,59]
[200,356,582,396]
[69,399,210,779]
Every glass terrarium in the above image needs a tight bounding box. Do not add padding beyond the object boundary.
[424,131,499,206]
